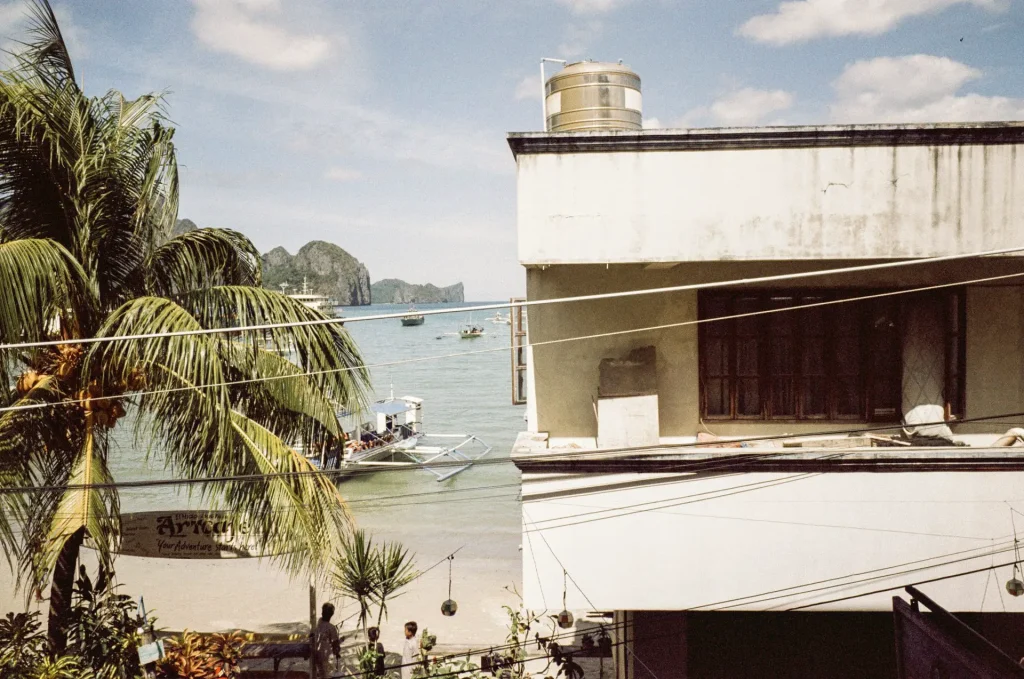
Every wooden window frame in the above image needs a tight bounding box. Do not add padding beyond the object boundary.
[698,289,966,423]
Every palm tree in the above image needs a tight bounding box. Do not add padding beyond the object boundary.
[331,530,419,634]
[0,1,370,651]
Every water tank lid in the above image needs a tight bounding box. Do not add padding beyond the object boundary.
[548,60,639,79]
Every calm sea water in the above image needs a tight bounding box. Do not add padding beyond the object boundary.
[0,303,525,645]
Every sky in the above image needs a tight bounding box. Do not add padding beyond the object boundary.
[1,0,1022,300]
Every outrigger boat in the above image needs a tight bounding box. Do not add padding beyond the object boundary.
[400,306,425,326]
[485,311,512,325]
[302,395,491,482]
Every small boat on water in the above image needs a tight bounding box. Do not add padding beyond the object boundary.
[460,323,485,339]
[486,311,512,325]
[401,306,425,326]
[301,395,491,481]
[286,277,338,319]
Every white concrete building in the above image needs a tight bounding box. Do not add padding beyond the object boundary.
[508,123,1024,678]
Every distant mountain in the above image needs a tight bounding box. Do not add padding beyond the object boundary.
[173,218,198,235]
[262,241,371,306]
[371,279,464,304]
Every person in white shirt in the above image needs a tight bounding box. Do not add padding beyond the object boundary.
[401,621,419,679]
[313,603,340,678]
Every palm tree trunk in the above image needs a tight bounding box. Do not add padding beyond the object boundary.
[47,525,85,653]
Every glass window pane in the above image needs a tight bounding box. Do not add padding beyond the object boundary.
[868,300,901,418]
[770,337,794,374]
[735,297,760,336]
[737,338,759,375]
[835,335,861,373]
[803,377,828,416]
[737,378,761,416]
[836,377,861,416]
[705,297,730,337]
[705,338,728,376]
[772,378,795,417]
[705,378,728,416]
[802,337,825,375]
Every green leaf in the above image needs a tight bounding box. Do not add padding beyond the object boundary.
[146,228,262,296]
[0,238,88,345]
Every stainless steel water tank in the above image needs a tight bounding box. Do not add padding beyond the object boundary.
[544,61,642,132]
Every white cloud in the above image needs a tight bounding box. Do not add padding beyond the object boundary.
[190,0,332,71]
[642,117,662,129]
[288,104,512,175]
[555,0,628,14]
[830,54,1024,123]
[515,74,542,101]
[739,0,1007,45]
[709,88,795,126]
[558,19,603,57]
[323,166,362,182]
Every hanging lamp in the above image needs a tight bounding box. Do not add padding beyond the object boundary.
[441,554,458,616]
[1007,508,1024,596]
[557,569,574,629]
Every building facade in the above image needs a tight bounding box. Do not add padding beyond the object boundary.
[508,123,1024,678]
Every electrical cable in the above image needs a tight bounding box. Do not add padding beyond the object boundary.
[4,245,1022,352]
[5,268,1024,417]
[3,409,1023,496]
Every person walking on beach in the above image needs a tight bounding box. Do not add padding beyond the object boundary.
[314,603,341,678]
[401,621,419,679]
[366,626,386,678]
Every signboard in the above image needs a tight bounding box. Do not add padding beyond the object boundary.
[104,510,274,559]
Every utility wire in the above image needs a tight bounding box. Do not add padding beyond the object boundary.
[3,410,1023,496]
[2,245,1022,352]
[3,269,1024,417]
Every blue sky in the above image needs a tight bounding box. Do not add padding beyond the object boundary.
[2,0,1022,299]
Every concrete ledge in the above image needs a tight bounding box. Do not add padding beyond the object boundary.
[508,122,1024,156]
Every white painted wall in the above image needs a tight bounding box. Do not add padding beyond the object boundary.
[521,469,1024,613]
[516,143,1024,264]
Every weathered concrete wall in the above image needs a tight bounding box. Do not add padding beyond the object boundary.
[516,142,1024,264]
[521,469,1024,613]
[966,286,1024,423]
[526,265,699,438]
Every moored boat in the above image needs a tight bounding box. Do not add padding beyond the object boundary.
[401,306,425,326]
[286,277,337,319]
[460,323,485,338]
[301,395,491,481]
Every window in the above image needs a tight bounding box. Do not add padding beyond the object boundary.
[699,291,965,421]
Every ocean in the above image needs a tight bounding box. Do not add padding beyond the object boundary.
[0,303,526,650]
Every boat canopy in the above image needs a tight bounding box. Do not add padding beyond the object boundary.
[370,400,415,416]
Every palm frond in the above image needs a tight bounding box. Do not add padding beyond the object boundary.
[374,541,419,625]
[83,296,233,470]
[227,412,351,576]
[146,228,261,297]
[176,286,370,412]
[0,375,83,590]
[221,342,342,440]
[0,239,90,358]
[18,0,76,87]
[331,530,377,630]
[31,420,118,593]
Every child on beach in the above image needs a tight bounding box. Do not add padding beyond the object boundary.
[314,603,341,677]
[401,621,419,679]
[366,626,386,678]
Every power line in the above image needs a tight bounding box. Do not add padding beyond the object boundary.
[4,268,1024,417]
[785,559,1020,611]
[2,245,1022,353]
[3,410,1023,496]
